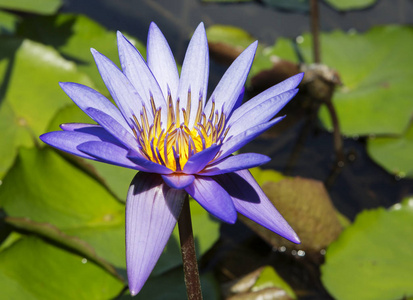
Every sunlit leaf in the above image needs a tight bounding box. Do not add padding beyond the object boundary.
[0,235,123,300]
[310,26,413,136]
[324,0,378,11]
[321,197,413,300]
[0,0,62,15]
[367,122,413,178]
[0,38,92,178]
[0,147,126,268]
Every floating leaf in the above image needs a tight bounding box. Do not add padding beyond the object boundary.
[0,147,126,268]
[0,0,62,15]
[324,0,378,11]
[367,122,413,178]
[309,26,413,136]
[0,37,92,178]
[321,197,413,300]
[0,235,123,300]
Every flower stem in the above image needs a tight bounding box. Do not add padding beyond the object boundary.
[178,194,203,300]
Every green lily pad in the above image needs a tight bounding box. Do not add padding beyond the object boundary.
[324,0,378,11]
[0,234,123,300]
[0,147,126,268]
[321,197,413,300]
[308,26,413,136]
[367,122,413,178]
[17,14,146,93]
[0,0,62,15]
[0,37,92,178]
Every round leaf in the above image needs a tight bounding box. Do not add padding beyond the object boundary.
[0,37,92,178]
[312,26,413,136]
[321,198,413,300]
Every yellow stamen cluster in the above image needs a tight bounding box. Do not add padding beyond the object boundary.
[131,92,229,171]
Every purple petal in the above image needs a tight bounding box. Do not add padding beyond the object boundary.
[177,23,209,128]
[85,107,139,150]
[215,169,300,243]
[204,41,257,118]
[185,176,237,224]
[201,153,270,176]
[233,87,245,111]
[90,48,149,123]
[227,89,298,137]
[60,123,125,147]
[161,173,195,189]
[127,154,173,175]
[126,172,185,295]
[117,31,167,123]
[40,131,107,160]
[230,73,304,124]
[77,141,145,171]
[59,82,131,132]
[217,117,285,161]
[182,144,220,174]
[147,22,180,101]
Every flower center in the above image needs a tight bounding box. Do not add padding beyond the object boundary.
[131,92,229,171]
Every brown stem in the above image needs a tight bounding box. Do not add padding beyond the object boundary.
[178,194,203,300]
[310,0,321,63]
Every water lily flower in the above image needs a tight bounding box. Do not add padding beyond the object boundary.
[40,22,302,295]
